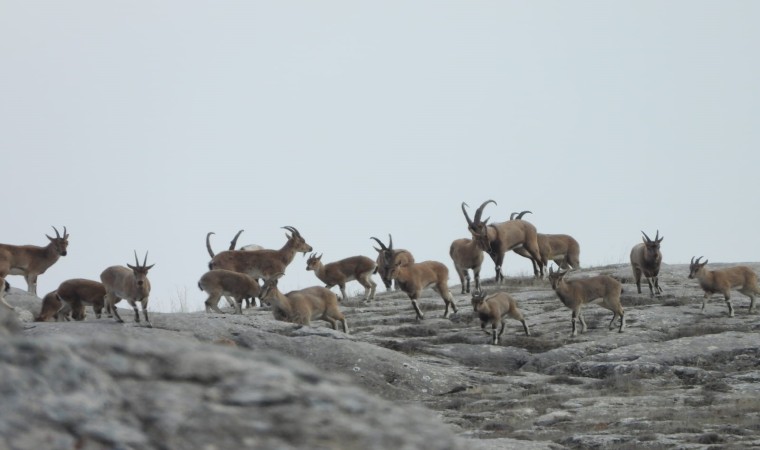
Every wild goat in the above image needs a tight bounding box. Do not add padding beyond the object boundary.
[35,290,73,322]
[462,201,542,282]
[630,230,664,297]
[0,226,69,306]
[470,289,530,345]
[384,250,458,321]
[209,226,312,282]
[688,257,760,317]
[509,211,580,276]
[56,278,106,320]
[449,238,483,294]
[206,230,264,307]
[548,267,625,337]
[259,274,349,333]
[198,269,260,314]
[100,251,155,327]
[305,253,377,301]
[371,235,414,291]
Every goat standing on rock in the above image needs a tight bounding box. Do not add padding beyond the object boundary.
[100,251,155,327]
[305,253,377,301]
[0,226,69,309]
[449,237,483,294]
[548,267,625,337]
[630,230,664,297]
[470,289,530,345]
[462,201,542,282]
[688,256,760,317]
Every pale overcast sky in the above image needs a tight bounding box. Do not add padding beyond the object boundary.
[2,2,758,312]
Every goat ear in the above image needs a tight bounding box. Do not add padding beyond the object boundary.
[127,264,136,270]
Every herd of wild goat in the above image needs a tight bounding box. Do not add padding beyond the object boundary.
[1,200,759,342]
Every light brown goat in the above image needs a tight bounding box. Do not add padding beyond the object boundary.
[508,211,581,277]
[209,226,312,282]
[100,251,155,327]
[385,252,458,321]
[688,257,760,317]
[371,235,414,291]
[305,253,377,301]
[0,226,69,308]
[198,269,261,314]
[470,289,530,345]
[259,274,349,333]
[630,230,664,297]
[206,230,265,308]
[462,201,542,282]
[449,238,484,294]
[548,267,625,337]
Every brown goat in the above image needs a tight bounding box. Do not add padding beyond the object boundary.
[371,235,414,291]
[56,278,106,320]
[0,226,69,307]
[470,289,530,344]
[688,257,760,317]
[198,269,261,314]
[35,290,74,322]
[259,275,349,333]
[548,267,625,337]
[100,251,155,327]
[630,230,664,297]
[305,253,377,301]
[449,238,484,294]
[385,253,458,321]
[462,201,542,282]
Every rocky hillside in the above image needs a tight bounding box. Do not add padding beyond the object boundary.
[3,262,760,449]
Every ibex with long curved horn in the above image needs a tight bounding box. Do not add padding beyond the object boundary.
[630,230,664,297]
[462,201,542,282]
[0,226,69,309]
[209,226,313,281]
[100,251,155,326]
[370,234,414,291]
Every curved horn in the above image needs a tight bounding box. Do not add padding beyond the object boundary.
[510,212,517,220]
[462,202,474,227]
[206,232,216,258]
[229,229,244,251]
[63,226,68,237]
[282,226,300,236]
[143,251,149,267]
[51,226,61,238]
[516,210,532,219]
[641,231,652,243]
[690,256,694,265]
[133,250,140,266]
[388,234,394,251]
[474,200,497,224]
[370,237,388,251]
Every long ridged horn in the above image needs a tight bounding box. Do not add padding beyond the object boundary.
[63,226,68,238]
[206,232,216,258]
[462,202,474,228]
[516,210,532,219]
[388,234,394,251]
[229,229,244,250]
[370,237,388,251]
[282,226,299,236]
[641,231,652,243]
[474,200,496,224]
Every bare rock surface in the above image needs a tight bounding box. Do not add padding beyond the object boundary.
[3,262,760,448]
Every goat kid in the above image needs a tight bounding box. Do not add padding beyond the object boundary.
[470,289,530,345]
